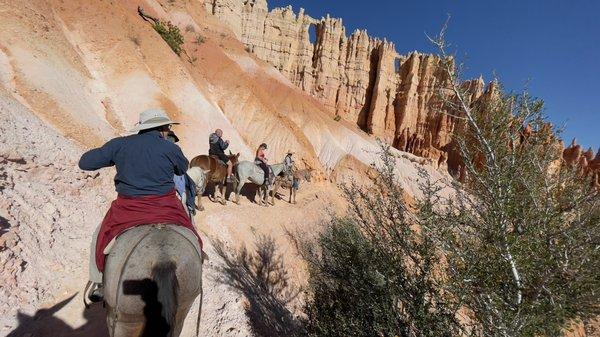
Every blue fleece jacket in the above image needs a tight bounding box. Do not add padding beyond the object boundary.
[79,130,190,197]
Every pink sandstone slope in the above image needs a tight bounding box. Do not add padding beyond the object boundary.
[0,1,449,336]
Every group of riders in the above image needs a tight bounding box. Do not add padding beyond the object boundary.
[208,128,276,187]
[79,108,293,304]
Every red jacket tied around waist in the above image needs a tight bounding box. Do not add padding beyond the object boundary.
[95,190,202,272]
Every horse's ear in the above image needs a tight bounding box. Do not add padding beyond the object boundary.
[229,150,232,155]
[236,152,240,158]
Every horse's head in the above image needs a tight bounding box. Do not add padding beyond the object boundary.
[304,168,314,182]
[228,151,240,165]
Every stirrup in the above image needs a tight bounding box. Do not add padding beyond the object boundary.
[83,281,104,308]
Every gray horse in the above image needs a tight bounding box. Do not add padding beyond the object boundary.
[233,161,287,205]
[186,166,210,212]
[103,225,203,337]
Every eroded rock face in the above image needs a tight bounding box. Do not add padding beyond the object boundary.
[203,0,490,172]
[562,139,600,188]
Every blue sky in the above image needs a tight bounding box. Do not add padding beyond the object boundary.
[270,0,599,150]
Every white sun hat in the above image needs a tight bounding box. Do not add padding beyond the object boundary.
[130,108,179,132]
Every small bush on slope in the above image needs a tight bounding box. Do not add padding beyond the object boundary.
[153,20,184,56]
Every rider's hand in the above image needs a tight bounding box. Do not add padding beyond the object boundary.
[225,139,230,144]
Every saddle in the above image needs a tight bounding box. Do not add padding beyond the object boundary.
[209,155,227,166]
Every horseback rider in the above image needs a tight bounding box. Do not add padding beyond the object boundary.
[79,108,200,303]
[255,143,272,186]
[209,129,234,182]
[284,150,295,175]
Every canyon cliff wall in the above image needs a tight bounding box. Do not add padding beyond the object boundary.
[203,0,491,172]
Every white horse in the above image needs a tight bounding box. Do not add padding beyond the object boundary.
[186,166,210,211]
[104,225,203,337]
[233,162,287,206]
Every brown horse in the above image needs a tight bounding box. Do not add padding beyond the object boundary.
[274,168,313,204]
[190,152,239,205]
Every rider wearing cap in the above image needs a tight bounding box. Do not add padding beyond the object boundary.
[208,129,234,182]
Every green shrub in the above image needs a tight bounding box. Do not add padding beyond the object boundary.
[299,147,464,337]
[152,20,184,56]
[424,27,600,336]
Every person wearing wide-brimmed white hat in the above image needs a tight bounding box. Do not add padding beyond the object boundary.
[129,108,180,133]
[284,149,295,175]
[78,108,196,304]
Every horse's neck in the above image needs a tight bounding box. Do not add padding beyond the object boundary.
[270,163,285,175]
[295,169,309,180]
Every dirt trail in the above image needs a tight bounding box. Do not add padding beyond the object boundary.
[1,176,344,337]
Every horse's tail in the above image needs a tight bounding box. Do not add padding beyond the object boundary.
[152,261,179,337]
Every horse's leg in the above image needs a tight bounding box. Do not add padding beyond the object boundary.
[232,177,238,204]
[254,186,260,205]
[271,180,281,205]
[235,179,245,205]
[263,186,269,206]
[196,191,204,212]
[208,181,216,203]
[289,186,293,203]
[218,182,226,205]
[256,186,264,206]
[215,181,223,205]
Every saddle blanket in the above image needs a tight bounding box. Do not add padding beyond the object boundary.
[95,190,202,271]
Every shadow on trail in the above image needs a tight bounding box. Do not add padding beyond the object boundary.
[204,181,260,203]
[6,294,108,337]
[213,235,306,337]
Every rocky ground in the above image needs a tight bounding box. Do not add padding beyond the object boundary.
[0,83,346,337]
